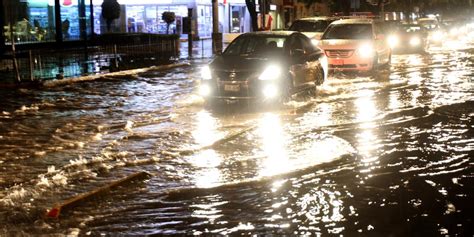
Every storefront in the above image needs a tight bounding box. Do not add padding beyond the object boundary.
[1,0,252,50]
[224,0,251,33]
[0,0,91,45]
[90,0,188,36]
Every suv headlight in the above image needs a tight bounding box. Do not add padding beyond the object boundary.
[201,66,212,80]
[357,44,375,58]
[258,65,282,80]
[410,37,421,46]
[387,35,399,48]
[431,31,443,41]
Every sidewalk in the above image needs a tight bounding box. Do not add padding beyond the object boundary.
[179,39,229,59]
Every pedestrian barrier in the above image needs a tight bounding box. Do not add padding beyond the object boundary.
[0,33,180,83]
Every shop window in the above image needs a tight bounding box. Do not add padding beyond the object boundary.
[230,6,245,33]
[197,5,211,37]
[2,0,56,44]
[60,0,84,40]
[2,0,91,44]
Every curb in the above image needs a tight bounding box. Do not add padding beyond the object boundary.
[0,63,190,89]
[41,62,191,88]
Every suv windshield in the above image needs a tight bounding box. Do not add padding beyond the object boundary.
[223,35,287,57]
[322,24,373,40]
[289,20,330,32]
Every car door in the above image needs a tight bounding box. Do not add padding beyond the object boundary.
[300,34,322,85]
[288,35,307,88]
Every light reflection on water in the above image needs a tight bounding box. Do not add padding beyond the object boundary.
[192,110,225,147]
[189,149,223,188]
[257,113,290,177]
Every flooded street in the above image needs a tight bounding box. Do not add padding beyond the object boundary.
[0,36,473,235]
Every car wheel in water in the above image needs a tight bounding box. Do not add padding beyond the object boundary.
[370,54,379,73]
[315,67,325,86]
[279,75,293,104]
[381,53,391,69]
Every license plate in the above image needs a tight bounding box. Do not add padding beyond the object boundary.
[332,59,344,65]
[224,84,240,92]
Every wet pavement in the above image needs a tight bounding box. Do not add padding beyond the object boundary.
[0,33,473,235]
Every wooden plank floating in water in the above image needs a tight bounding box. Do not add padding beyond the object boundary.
[45,171,151,219]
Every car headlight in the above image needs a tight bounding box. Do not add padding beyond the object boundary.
[258,65,282,80]
[357,44,374,58]
[262,85,278,98]
[431,31,443,41]
[201,66,212,80]
[409,37,421,46]
[449,28,459,36]
[199,84,211,96]
[387,35,399,48]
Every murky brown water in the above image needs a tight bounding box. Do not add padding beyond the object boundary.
[0,34,473,235]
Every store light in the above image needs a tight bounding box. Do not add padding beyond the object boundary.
[270,4,277,11]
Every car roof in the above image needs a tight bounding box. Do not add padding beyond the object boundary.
[241,31,298,37]
[330,18,374,25]
[296,16,339,21]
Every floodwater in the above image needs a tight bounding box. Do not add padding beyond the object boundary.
[0,34,473,236]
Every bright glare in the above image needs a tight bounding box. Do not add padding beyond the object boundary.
[358,44,374,58]
[311,39,319,46]
[320,55,328,79]
[450,28,459,36]
[257,113,289,177]
[409,37,421,46]
[263,84,278,98]
[259,65,282,80]
[199,84,211,96]
[387,35,399,48]
[192,110,223,147]
[201,66,212,80]
[190,150,223,188]
[355,90,377,124]
[431,31,443,41]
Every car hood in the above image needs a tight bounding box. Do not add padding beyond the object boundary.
[396,32,426,38]
[210,55,283,72]
[318,39,373,50]
[302,32,323,40]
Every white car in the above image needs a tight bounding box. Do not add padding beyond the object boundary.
[417,17,444,45]
[289,17,340,45]
[318,18,391,72]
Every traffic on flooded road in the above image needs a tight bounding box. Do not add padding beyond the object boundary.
[0,20,473,236]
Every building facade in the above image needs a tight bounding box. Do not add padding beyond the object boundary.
[0,0,322,51]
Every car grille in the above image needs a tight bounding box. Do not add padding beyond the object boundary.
[325,50,354,58]
[215,70,254,81]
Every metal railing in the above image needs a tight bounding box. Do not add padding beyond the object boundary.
[0,34,179,83]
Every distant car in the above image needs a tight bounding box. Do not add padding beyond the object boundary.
[441,19,468,40]
[199,31,328,103]
[386,24,429,53]
[417,17,444,45]
[318,18,391,72]
[289,17,340,44]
